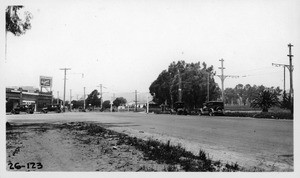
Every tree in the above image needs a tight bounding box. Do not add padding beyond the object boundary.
[281,91,289,109]
[85,90,100,108]
[234,84,246,105]
[250,89,280,112]
[102,100,111,110]
[6,6,33,61]
[113,97,127,107]
[149,70,171,105]
[149,60,221,109]
[71,100,84,109]
[6,6,32,36]
[224,88,238,105]
[243,84,258,105]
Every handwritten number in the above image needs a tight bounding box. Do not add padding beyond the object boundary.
[29,162,36,169]
[8,163,14,169]
[14,163,21,169]
[8,162,43,170]
[37,162,43,169]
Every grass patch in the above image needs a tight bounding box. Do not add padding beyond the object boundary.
[60,122,241,172]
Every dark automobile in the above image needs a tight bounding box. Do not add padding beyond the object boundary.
[199,101,224,116]
[11,104,35,114]
[41,104,61,113]
[173,102,188,115]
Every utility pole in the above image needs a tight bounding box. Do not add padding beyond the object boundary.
[272,63,290,92]
[146,93,149,114]
[100,84,103,110]
[97,84,107,110]
[83,87,86,110]
[135,90,138,112]
[110,93,115,112]
[51,90,54,104]
[69,89,72,111]
[178,69,182,103]
[70,89,72,102]
[60,68,71,112]
[216,59,239,102]
[287,43,294,114]
[218,59,225,102]
[207,73,210,102]
[57,91,59,105]
[19,87,23,105]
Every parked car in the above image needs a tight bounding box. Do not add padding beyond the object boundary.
[173,102,188,115]
[199,101,225,116]
[78,106,86,112]
[41,104,61,113]
[11,104,35,114]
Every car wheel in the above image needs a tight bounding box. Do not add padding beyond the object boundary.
[199,111,202,116]
[209,111,214,116]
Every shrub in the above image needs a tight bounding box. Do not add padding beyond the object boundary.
[224,111,293,120]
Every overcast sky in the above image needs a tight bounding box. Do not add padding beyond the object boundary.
[2,0,300,101]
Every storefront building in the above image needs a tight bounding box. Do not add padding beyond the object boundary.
[6,87,53,112]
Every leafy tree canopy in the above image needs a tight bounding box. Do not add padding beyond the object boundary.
[102,100,111,110]
[6,6,32,36]
[86,90,100,107]
[250,88,280,112]
[149,60,221,109]
[113,97,127,107]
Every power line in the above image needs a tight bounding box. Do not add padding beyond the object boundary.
[234,66,274,73]
[237,71,279,77]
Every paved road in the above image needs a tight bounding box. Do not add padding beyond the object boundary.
[7,112,293,171]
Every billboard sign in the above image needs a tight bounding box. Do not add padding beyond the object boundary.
[40,76,52,87]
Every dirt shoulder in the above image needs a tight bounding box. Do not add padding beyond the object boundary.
[6,122,170,171]
[6,121,292,172]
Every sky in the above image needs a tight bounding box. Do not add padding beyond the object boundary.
[1,0,300,102]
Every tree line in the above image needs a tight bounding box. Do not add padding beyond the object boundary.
[70,89,127,110]
[224,84,292,112]
[149,61,293,113]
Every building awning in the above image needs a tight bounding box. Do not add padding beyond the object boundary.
[22,100,36,104]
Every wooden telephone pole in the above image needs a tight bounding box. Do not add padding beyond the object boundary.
[287,43,294,114]
[216,59,239,102]
[59,68,71,112]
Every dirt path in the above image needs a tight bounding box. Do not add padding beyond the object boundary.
[6,122,168,171]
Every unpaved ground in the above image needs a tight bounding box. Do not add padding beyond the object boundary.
[6,112,294,172]
[6,122,171,171]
